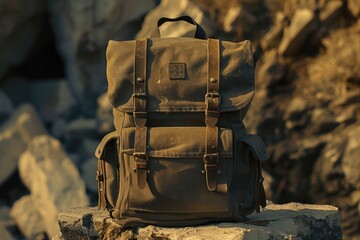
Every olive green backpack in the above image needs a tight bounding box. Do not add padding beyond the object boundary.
[95,16,268,226]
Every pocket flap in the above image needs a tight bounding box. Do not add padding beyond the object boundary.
[95,131,119,159]
[240,134,269,161]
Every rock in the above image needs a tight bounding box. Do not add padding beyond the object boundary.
[28,80,78,123]
[18,135,89,238]
[80,158,98,193]
[279,9,317,56]
[308,108,339,134]
[96,92,114,134]
[262,171,274,200]
[284,97,311,129]
[0,205,16,240]
[223,6,256,33]
[335,104,360,125]
[1,76,30,105]
[330,90,360,108]
[65,118,98,150]
[0,0,46,79]
[136,0,213,39]
[0,104,46,186]
[260,12,287,51]
[51,118,67,139]
[256,53,289,89]
[348,0,360,18]
[10,195,46,239]
[342,126,360,189]
[47,0,155,103]
[0,90,14,123]
[320,1,344,26]
[56,203,342,239]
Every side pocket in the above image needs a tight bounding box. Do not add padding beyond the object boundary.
[240,134,269,213]
[95,131,120,210]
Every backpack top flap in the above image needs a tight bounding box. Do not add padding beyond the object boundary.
[106,37,254,113]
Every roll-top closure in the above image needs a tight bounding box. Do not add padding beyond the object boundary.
[106,38,255,113]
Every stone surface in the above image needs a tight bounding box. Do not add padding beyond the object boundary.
[10,195,46,239]
[56,203,342,240]
[18,135,89,238]
[279,9,316,56]
[47,0,155,103]
[65,118,98,150]
[28,80,78,122]
[136,0,213,39]
[0,104,46,186]
[0,0,46,79]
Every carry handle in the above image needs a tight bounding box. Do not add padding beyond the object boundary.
[151,16,207,39]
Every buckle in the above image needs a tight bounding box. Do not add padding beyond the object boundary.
[205,92,221,103]
[203,153,219,164]
[133,152,148,160]
[132,93,147,99]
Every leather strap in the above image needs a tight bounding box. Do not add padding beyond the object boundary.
[133,39,148,189]
[204,39,220,192]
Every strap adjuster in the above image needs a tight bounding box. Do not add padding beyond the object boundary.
[203,153,219,164]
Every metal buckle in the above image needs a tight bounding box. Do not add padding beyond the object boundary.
[205,92,221,103]
[133,152,148,161]
[132,93,147,99]
[203,153,219,164]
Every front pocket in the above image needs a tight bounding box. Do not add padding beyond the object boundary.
[122,127,233,213]
[95,131,120,210]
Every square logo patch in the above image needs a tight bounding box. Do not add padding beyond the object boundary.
[169,63,186,80]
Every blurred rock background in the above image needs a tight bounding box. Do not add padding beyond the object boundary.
[0,0,359,239]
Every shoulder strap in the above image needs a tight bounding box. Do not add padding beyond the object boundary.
[204,39,220,192]
[133,39,148,189]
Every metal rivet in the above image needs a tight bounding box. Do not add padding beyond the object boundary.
[210,78,216,83]
[217,170,222,175]
[147,170,151,174]
[137,77,143,83]
[133,168,137,173]
[201,170,205,174]
[211,145,215,149]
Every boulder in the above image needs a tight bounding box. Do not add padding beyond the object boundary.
[222,6,256,33]
[342,126,360,189]
[0,0,46,79]
[279,9,317,56]
[0,90,14,123]
[256,53,289,89]
[348,0,360,18]
[284,97,312,129]
[65,118,98,150]
[308,108,339,134]
[56,203,342,240]
[0,104,46,186]
[47,0,155,103]
[330,90,360,108]
[80,157,98,193]
[28,80,78,123]
[136,0,214,39]
[18,135,89,238]
[10,195,46,239]
[260,12,287,51]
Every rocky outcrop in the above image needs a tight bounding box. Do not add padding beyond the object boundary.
[0,105,46,186]
[17,135,89,238]
[55,203,342,240]
[47,0,155,104]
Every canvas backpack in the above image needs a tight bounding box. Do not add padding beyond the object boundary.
[95,16,269,226]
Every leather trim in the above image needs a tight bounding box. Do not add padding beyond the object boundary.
[95,131,119,159]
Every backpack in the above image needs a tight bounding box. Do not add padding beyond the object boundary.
[95,16,268,226]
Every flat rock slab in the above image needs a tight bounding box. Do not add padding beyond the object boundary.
[56,203,341,240]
